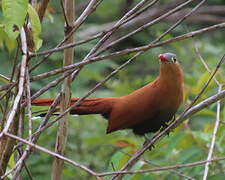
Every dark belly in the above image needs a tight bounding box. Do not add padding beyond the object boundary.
[131,112,175,136]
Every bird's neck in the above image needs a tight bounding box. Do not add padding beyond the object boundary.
[159,63,183,86]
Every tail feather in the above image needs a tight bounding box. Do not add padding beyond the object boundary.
[31,97,117,119]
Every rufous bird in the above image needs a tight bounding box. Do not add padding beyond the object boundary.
[31,53,184,136]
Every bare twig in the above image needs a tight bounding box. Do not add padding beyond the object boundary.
[94,0,194,57]
[9,94,62,178]
[30,0,160,58]
[2,132,101,180]
[30,0,102,72]
[30,22,225,82]
[38,0,50,22]
[0,28,27,138]
[60,0,69,27]
[25,69,32,142]
[100,156,225,177]
[203,85,222,180]
[51,0,74,179]
[121,150,195,180]
[195,47,220,85]
[98,156,225,177]
[71,0,151,80]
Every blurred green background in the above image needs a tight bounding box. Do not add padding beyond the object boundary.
[0,0,225,179]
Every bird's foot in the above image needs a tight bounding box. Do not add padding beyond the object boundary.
[160,123,173,136]
[143,135,155,151]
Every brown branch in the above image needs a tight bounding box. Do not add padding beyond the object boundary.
[0,28,27,176]
[30,22,225,82]
[38,0,50,23]
[2,132,101,180]
[51,0,74,179]
[94,0,194,57]
[98,156,225,177]
[29,0,102,72]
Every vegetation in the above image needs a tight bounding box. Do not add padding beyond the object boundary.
[0,0,225,179]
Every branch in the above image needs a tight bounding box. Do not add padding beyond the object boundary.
[51,0,74,178]
[30,22,225,82]
[203,85,222,180]
[38,0,50,23]
[0,27,27,137]
[98,156,225,177]
[2,132,101,180]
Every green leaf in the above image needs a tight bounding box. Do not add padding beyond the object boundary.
[166,132,185,158]
[178,146,202,164]
[27,4,42,51]
[2,0,28,40]
[195,109,216,117]
[208,174,225,180]
[108,151,124,171]
[192,71,216,97]
[8,153,15,168]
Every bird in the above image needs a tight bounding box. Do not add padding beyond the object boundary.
[31,53,184,136]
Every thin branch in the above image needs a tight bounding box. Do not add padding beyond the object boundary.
[30,0,160,58]
[10,94,62,178]
[121,150,195,180]
[203,85,222,180]
[2,132,101,180]
[31,0,37,8]
[30,22,225,82]
[38,0,50,23]
[51,0,74,178]
[80,0,150,60]
[0,82,17,100]
[29,32,103,57]
[0,28,27,138]
[71,0,151,80]
[60,0,69,27]
[0,74,10,81]
[94,0,194,57]
[25,69,32,142]
[195,47,220,86]
[29,0,102,72]
[98,156,225,177]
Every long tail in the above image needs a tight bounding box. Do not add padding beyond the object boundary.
[31,97,117,119]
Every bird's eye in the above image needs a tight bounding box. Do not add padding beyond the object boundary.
[171,57,176,63]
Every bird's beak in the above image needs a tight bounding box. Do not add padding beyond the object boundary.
[158,54,168,62]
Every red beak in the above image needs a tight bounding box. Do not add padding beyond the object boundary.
[158,54,168,62]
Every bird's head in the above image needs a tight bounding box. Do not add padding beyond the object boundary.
[158,52,183,88]
[158,53,178,64]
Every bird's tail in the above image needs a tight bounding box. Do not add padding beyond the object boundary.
[31,97,116,118]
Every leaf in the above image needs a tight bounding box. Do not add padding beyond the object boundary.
[2,0,28,40]
[208,174,225,180]
[178,146,202,164]
[166,132,185,158]
[195,109,216,118]
[8,153,15,168]
[192,71,216,97]
[27,4,42,50]
[108,151,125,171]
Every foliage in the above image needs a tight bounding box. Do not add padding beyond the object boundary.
[0,0,225,179]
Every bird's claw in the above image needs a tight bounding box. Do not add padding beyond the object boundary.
[143,135,155,151]
[148,144,155,151]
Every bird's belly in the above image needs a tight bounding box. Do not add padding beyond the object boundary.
[131,111,175,136]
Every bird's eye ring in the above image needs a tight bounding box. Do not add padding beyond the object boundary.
[171,57,176,63]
